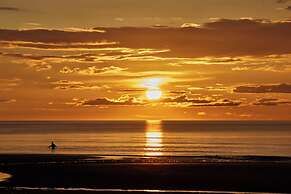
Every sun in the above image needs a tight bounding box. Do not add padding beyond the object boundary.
[146,89,162,100]
[140,78,164,100]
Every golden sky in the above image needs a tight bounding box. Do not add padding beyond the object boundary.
[0,0,291,120]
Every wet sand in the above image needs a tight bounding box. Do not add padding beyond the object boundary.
[1,154,291,193]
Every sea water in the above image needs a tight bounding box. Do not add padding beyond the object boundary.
[0,120,290,157]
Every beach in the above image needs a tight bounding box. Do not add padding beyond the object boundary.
[1,154,291,193]
[1,121,291,193]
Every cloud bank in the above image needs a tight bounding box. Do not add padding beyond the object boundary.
[1,19,291,57]
[234,83,291,93]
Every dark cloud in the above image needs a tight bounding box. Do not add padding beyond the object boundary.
[82,97,143,106]
[190,99,241,107]
[234,83,291,93]
[169,91,187,95]
[59,66,127,75]
[73,94,241,107]
[0,51,55,61]
[0,51,108,63]
[253,98,291,106]
[277,0,291,10]
[1,19,291,57]
[0,49,167,63]
[0,51,101,61]
[0,6,20,12]
[119,89,145,92]
[0,98,16,103]
[162,94,212,104]
[162,95,241,107]
[51,80,102,90]
[277,0,291,3]
[0,29,102,45]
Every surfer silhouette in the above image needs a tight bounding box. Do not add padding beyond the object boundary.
[48,141,57,150]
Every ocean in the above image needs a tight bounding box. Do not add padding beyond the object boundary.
[0,120,291,157]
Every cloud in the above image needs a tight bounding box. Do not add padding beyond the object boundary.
[29,62,52,72]
[51,80,103,90]
[277,0,291,9]
[0,51,54,61]
[0,40,118,50]
[231,66,250,71]
[70,94,241,108]
[0,48,170,63]
[188,85,228,92]
[1,19,291,57]
[162,94,212,104]
[197,112,206,116]
[162,94,241,107]
[119,89,145,92]
[0,6,20,12]
[58,66,179,80]
[180,57,242,65]
[80,96,144,106]
[253,98,291,106]
[115,17,125,22]
[231,63,291,72]
[59,66,80,74]
[277,0,291,3]
[0,78,21,91]
[234,83,291,93]
[60,65,127,75]
[190,99,241,107]
[0,98,16,103]
[181,23,200,28]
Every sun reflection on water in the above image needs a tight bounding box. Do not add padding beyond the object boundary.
[145,120,163,156]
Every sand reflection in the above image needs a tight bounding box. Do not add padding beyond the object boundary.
[145,120,163,156]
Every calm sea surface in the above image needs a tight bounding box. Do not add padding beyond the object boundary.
[0,120,291,157]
